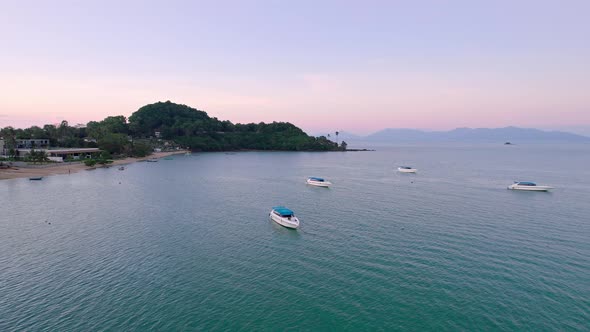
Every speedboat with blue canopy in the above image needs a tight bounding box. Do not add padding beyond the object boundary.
[306,177,332,187]
[270,206,300,229]
[397,166,417,173]
[508,181,553,191]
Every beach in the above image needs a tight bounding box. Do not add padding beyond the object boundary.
[0,151,188,180]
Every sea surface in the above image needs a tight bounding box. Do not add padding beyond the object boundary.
[1,144,589,331]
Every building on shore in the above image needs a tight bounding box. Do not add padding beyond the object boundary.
[15,148,100,162]
[16,139,50,149]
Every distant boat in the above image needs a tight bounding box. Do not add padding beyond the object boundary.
[306,177,332,187]
[398,166,417,173]
[508,181,553,191]
[146,159,158,163]
[269,207,300,229]
[505,142,513,145]
[118,166,125,170]
[29,177,43,181]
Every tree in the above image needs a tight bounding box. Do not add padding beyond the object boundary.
[131,142,152,157]
[101,116,128,134]
[27,149,49,164]
[98,133,129,155]
[1,127,17,151]
[97,151,114,165]
[340,141,348,151]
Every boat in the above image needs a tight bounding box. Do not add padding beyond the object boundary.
[118,166,125,170]
[508,181,553,191]
[306,177,332,187]
[269,206,300,229]
[504,142,513,145]
[398,166,417,173]
[146,159,158,163]
[29,177,43,181]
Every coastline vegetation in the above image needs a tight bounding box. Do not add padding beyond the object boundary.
[1,101,346,157]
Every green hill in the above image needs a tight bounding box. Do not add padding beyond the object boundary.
[128,101,343,151]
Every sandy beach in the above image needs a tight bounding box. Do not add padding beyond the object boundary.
[0,151,188,180]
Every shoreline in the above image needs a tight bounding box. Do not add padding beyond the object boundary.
[0,148,374,181]
[0,151,188,181]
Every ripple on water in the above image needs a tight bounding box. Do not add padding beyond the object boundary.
[1,146,589,330]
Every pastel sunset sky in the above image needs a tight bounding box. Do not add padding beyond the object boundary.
[1,0,589,135]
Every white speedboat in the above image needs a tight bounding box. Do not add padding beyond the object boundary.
[306,177,332,187]
[508,181,553,191]
[270,207,300,229]
[398,166,417,173]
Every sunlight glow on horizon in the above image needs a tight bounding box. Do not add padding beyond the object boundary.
[1,1,589,135]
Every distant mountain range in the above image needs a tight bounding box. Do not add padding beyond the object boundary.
[331,127,590,143]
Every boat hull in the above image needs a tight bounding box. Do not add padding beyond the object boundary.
[508,185,553,191]
[270,212,299,229]
[398,168,417,173]
[306,180,331,187]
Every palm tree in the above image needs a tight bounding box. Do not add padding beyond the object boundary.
[335,131,339,145]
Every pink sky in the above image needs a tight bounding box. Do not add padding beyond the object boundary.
[1,1,589,135]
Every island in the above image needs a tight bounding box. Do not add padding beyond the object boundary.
[1,101,350,163]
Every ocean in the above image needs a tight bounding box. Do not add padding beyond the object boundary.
[1,143,589,330]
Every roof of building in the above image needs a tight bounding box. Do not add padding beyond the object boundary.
[16,148,100,153]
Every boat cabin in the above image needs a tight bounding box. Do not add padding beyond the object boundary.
[308,177,325,182]
[272,207,295,217]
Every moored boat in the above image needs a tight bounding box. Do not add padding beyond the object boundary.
[29,177,43,181]
[269,206,300,229]
[398,166,417,173]
[306,177,332,187]
[508,181,553,191]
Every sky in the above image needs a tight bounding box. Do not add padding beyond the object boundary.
[0,0,589,135]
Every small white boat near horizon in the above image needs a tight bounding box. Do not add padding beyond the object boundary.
[270,206,300,229]
[398,166,417,173]
[508,181,553,192]
[306,177,332,187]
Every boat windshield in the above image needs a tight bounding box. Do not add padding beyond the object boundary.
[309,177,325,182]
[400,166,412,169]
[518,182,536,186]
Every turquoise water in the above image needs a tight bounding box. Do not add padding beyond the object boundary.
[1,144,589,330]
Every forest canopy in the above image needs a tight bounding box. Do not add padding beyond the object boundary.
[1,101,345,155]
